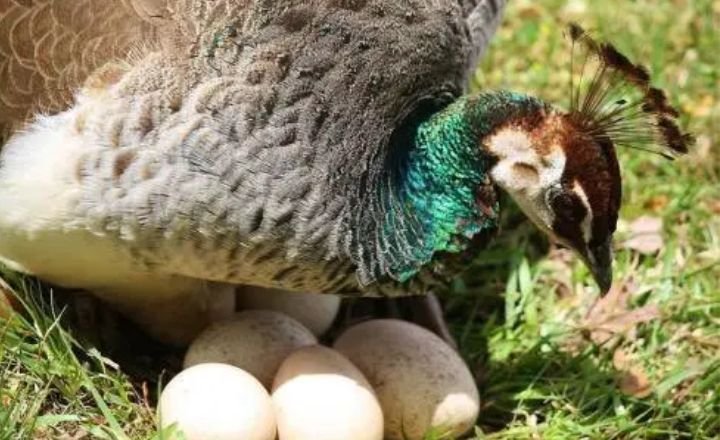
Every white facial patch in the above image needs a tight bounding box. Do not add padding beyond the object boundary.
[572,180,593,243]
[486,128,566,236]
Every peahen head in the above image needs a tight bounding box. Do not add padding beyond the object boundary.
[479,24,692,293]
[485,107,621,293]
[374,24,692,294]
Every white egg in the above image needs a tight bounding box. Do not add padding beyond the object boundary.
[236,286,341,337]
[184,310,317,388]
[334,319,480,440]
[272,345,384,440]
[159,363,276,440]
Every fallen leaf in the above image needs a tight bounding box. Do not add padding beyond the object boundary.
[709,199,720,215]
[621,216,664,255]
[644,195,669,213]
[618,366,652,398]
[0,278,17,319]
[516,2,543,18]
[613,348,653,398]
[581,280,661,345]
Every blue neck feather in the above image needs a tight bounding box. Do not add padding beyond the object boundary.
[373,91,546,283]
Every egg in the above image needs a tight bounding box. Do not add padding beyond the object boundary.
[272,345,384,440]
[158,363,276,440]
[184,310,317,388]
[334,319,479,440]
[236,286,341,337]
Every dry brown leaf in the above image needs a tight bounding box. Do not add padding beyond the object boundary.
[0,278,17,319]
[709,199,720,215]
[621,216,664,255]
[618,366,652,398]
[581,281,661,345]
[613,348,653,398]
[644,195,669,213]
[516,2,544,18]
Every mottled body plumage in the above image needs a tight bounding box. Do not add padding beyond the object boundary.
[0,0,509,342]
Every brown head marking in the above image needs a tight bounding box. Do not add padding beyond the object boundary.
[557,124,621,250]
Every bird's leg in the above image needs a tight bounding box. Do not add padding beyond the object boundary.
[393,294,458,350]
[339,293,457,349]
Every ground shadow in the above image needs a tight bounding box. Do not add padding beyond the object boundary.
[473,343,621,433]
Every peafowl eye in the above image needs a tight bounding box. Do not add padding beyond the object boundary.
[0,1,690,344]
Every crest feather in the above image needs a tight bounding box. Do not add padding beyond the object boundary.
[566,23,693,158]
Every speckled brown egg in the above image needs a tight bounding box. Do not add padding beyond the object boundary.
[334,319,479,440]
[236,287,341,337]
[184,310,317,388]
[272,345,384,440]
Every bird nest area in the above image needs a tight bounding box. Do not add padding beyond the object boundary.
[1,1,719,439]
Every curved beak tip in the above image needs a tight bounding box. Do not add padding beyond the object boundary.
[593,266,613,295]
[587,240,613,295]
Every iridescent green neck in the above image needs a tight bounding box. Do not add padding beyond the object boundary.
[363,91,546,284]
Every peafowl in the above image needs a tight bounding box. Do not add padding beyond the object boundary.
[0,1,691,344]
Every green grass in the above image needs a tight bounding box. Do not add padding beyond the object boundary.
[1,0,718,439]
[0,274,158,439]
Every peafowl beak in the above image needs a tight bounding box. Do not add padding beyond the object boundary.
[584,238,613,295]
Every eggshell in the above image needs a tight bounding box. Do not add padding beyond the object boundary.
[159,363,276,440]
[236,287,341,336]
[184,310,317,388]
[334,319,479,440]
[272,345,384,440]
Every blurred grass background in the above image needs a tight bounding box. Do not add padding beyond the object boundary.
[0,0,718,439]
